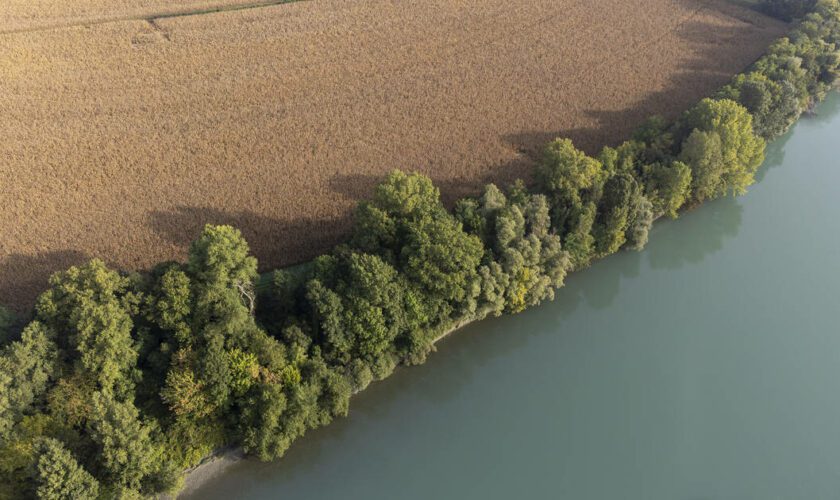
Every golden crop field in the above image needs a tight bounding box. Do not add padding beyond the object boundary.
[0,0,785,310]
[0,0,279,33]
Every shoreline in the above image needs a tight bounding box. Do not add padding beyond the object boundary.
[174,309,484,497]
[173,83,840,494]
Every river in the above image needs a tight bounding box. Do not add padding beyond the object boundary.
[185,92,840,500]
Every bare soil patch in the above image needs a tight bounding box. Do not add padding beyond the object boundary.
[0,0,785,310]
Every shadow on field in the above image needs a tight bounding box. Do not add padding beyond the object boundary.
[0,250,90,314]
[147,206,351,270]
[327,155,536,208]
[503,15,773,158]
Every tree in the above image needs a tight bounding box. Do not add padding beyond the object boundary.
[680,130,725,202]
[159,363,212,421]
[625,193,654,251]
[147,265,192,347]
[537,138,607,268]
[35,438,99,500]
[238,355,350,462]
[73,301,136,397]
[717,72,802,139]
[180,225,268,414]
[188,225,258,292]
[307,252,405,364]
[34,260,139,397]
[592,172,638,256]
[641,161,692,218]
[632,116,676,163]
[0,306,14,345]
[401,215,484,311]
[678,99,765,202]
[350,171,484,318]
[0,322,57,444]
[88,393,161,495]
[351,170,442,261]
[457,183,570,314]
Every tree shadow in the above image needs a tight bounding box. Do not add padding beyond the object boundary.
[0,250,90,314]
[646,196,744,271]
[502,10,786,159]
[147,206,351,272]
[326,154,535,209]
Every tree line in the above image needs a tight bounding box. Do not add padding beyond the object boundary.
[1,1,838,498]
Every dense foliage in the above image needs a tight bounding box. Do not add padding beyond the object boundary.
[723,0,840,139]
[1,2,837,498]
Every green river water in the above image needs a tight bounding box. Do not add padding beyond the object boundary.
[186,92,840,500]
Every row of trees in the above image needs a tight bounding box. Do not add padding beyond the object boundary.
[723,0,840,139]
[1,1,837,498]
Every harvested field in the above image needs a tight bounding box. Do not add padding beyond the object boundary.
[0,0,290,34]
[0,0,786,311]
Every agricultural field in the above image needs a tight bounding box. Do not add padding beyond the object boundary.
[0,0,284,33]
[0,0,785,310]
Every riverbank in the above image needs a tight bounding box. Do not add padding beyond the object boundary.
[181,91,840,500]
[175,307,486,496]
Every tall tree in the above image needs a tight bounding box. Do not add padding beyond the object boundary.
[537,138,607,268]
[678,98,765,202]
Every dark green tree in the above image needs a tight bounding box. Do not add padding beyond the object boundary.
[536,138,607,268]
[717,72,802,139]
[592,172,638,256]
[351,171,484,318]
[641,161,692,218]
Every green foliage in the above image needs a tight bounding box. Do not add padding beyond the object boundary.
[458,183,571,314]
[160,362,212,421]
[35,438,99,500]
[307,251,407,364]
[592,172,638,256]
[537,138,607,268]
[717,72,802,140]
[401,215,484,311]
[351,170,442,261]
[632,115,675,162]
[351,171,484,317]
[35,260,139,397]
[227,348,260,397]
[0,322,57,445]
[188,225,258,290]
[678,98,766,202]
[238,356,350,461]
[87,392,163,495]
[626,193,654,251]
[640,161,692,218]
[147,265,192,346]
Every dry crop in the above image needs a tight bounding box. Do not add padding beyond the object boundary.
[0,0,785,310]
